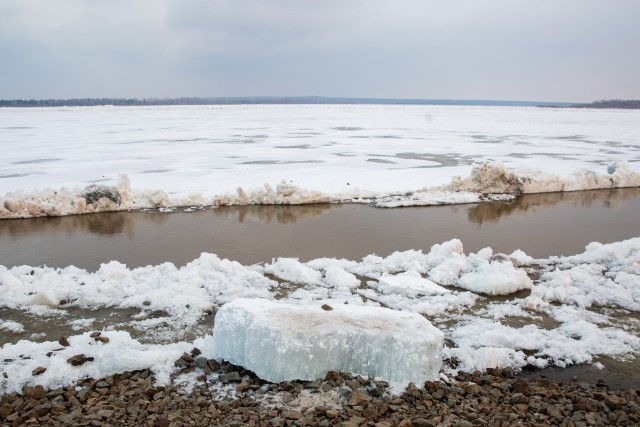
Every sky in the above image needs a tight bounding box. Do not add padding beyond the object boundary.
[1,0,639,102]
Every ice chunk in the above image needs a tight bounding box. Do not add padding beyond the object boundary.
[323,265,360,288]
[374,272,451,296]
[212,298,444,384]
[265,258,322,285]
[456,261,532,295]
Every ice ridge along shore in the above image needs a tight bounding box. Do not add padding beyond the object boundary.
[1,236,639,394]
[1,161,640,219]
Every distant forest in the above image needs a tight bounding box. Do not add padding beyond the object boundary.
[569,99,640,109]
[0,96,571,108]
[3,97,637,108]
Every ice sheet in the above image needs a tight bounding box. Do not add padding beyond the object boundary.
[1,105,639,218]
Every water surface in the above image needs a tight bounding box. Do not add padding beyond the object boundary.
[1,188,639,271]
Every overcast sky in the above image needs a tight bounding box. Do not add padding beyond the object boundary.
[1,0,639,102]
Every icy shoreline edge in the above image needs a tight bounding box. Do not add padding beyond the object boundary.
[2,161,639,219]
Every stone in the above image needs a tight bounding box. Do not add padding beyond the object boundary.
[326,409,340,418]
[512,378,530,394]
[195,357,208,369]
[67,354,91,366]
[605,395,626,409]
[31,367,46,376]
[58,337,70,347]
[31,385,47,400]
[83,184,121,205]
[221,372,241,383]
[348,391,372,406]
[282,410,304,420]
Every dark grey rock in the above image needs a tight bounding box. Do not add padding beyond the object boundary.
[83,185,121,205]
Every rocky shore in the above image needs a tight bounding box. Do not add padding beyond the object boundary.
[1,348,639,426]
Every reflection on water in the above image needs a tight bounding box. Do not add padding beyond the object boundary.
[467,187,640,224]
[1,211,170,239]
[1,188,639,271]
[212,204,333,224]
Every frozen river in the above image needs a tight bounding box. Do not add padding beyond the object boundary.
[1,104,640,218]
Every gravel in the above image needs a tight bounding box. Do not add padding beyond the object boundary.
[1,350,639,426]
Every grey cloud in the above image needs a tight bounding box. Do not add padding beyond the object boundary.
[0,0,639,101]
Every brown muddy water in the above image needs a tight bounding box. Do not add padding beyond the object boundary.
[1,188,640,271]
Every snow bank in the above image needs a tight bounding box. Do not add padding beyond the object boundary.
[212,298,444,384]
[448,161,640,196]
[2,162,640,219]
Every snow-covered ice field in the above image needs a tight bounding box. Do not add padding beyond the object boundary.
[1,104,640,393]
[1,104,640,217]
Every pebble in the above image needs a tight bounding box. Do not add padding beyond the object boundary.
[1,358,639,426]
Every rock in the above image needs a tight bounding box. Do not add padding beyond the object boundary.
[321,304,333,311]
[512,378,530,394]
[348,391,372,406]
[90,331,101,338]
[67,354,91,366]
[58,336,70,347]
[180,352,194,364]
[31,385,47,400]
[32,403,52,417]
[325,371,341,382]
[326,409,340,418]
[94,335,110,343]
[605,395,626,409]
[412,419,432,427]
[83,185,121,205]
[575,397,598,412]
[221,372,241,383]
[282,410,304,420]
[195,357,208,369]
[236,380,252,393]
[32,367,46,376]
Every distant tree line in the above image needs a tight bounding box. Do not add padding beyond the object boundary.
[0,96,571,108]
[569,99,640,109]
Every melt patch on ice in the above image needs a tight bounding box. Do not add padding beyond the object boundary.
[212,298,444,384]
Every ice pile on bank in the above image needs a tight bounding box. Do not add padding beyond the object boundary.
[524,237,640,311]
[2,162,640,218]
[0,331,214,394]
[375,161,640,208]
[0,175,180,219]
[212,298,444,384]
[2,237,640,391]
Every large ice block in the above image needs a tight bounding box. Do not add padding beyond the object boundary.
[212,298,444,384]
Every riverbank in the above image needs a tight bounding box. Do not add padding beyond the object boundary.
[1,352,638,426]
